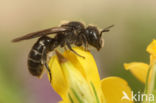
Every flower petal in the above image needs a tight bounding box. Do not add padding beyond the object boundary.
[60,60,97,103]
[146,39,156,56]
[124,62,149,83]
[101,77,133,103]
[150,55,156,65]
[48,56,68,101]
[63,47,101,88]
[48,47,103,102]
[63,47,106,102]
[58,101,64,103]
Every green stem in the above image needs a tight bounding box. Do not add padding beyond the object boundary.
[143,65,152,103]
[143,63,156,103]
[149,63,156,103]
[144,65,152,94]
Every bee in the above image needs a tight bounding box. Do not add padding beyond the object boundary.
[12,21,113,82]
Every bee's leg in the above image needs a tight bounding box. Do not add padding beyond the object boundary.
[84,42,88,51]
[64,45,68,51]
[44,62,52,83]
[81,35,88,51]
[42,47,52,83]
[66,43,85,58]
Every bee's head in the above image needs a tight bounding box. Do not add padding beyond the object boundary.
[85,26,103,51]
[85,25,114,51]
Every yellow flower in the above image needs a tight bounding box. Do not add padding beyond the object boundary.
[124,62,149,83]
[123,40,156,103]
[48,47,132,103]
[123,40,156,83]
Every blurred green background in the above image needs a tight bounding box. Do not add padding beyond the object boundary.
[0,0,156,103]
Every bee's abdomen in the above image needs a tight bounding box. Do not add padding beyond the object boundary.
[27,59,43,76]
[28,48,43,76]
[27,39,45,77]
[27,36,52,77]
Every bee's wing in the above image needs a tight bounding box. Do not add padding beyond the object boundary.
[12,27,69,42]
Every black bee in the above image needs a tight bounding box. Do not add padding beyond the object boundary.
[12,21,113,82]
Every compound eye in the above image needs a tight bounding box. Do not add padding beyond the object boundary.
[86,26,99,41]
[93,31,98,39]
[88,30,96,39]
[86,26,101,50]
